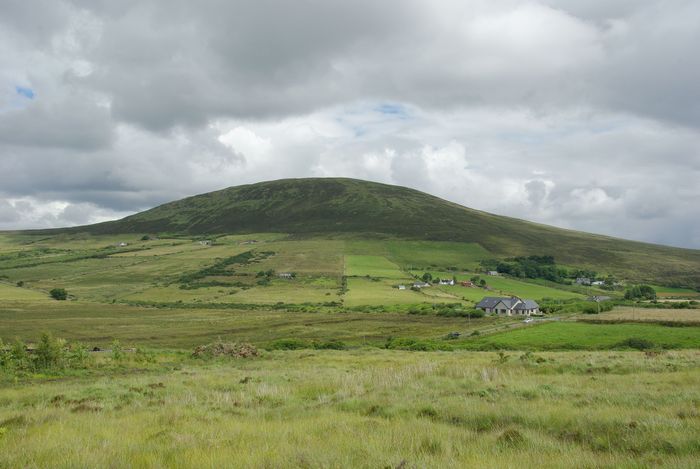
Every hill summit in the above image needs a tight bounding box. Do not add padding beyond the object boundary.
[65,178,699,284]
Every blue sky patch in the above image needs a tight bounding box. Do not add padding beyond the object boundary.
[375,103,408,119]
[16,86,35,99]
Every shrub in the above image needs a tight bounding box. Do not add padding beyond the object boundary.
[269,338,309,350]
[615,338,656,350]
[312,340,346,350]
[111,340,124,362]
[192,341,259,358]
[49,288,68,300]
[385,337,453,351]
[35,333,67,370]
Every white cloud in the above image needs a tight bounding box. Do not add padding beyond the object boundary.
[0,0,698,248]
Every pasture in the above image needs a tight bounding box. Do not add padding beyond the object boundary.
[2,231,700,467]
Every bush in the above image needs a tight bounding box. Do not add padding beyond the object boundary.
[35,332,67,370]
[111,340,124,362]
[615,338,656,350]
[385,337,453,351]
[312,340,346,350]
[192,341,258,358]
[269,338,309,350]
[49,288,68,300]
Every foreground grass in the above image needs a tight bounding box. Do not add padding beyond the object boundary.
[1,349,698,468]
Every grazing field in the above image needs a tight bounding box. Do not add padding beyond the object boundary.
[1,350,699,468]
[461,321,700,351]
[344,255,407,278]
[0,282,51,301]
[411,270,583,302]
[0,300,480,349]
[652,285,700,298]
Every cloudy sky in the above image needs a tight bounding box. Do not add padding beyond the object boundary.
[1,0,699,248]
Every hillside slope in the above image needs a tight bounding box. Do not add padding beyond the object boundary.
[46,178,700,285]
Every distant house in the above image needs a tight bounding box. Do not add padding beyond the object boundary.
[241,240,258,245]
[591,280,605,286]
[412,281,431,288]
[118,242,128,247]
[278,272,294,279]
[587,295,612,302]
[575,277,591,285]
[438,279,455,286]
[487,271,499,276]
[199,240,212,246]
[460,281,475,287]
[476,296,540,316]
[397,285,406,290]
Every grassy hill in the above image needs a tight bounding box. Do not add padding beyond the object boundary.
[43,178,700,286]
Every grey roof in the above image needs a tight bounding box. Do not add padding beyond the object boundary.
[476,297,539,310]
[514,299,539,310]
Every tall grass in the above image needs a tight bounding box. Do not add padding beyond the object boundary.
[1,349,698,468]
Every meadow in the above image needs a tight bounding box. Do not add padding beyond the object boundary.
[2,231,700,467]
[1,349,699,468]
[0,232,586,308]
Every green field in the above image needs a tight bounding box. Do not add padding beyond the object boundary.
[2,226,700,467]
[410,270,583,302]
[344,255,406,278]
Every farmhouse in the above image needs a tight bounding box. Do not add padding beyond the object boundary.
[460,281,475,287]
[397,285,406,290]
[438,279,455,286]
[476,296,540,316]
[487,271,499,276]
[412,281,430,288]
[199,240,212,246]
[278,272,294,279]
[575,277,591,285]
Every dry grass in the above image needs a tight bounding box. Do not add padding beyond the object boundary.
[595,307,700,323]
[1,350,699,468]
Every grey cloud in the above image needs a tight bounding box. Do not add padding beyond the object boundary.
[0,92,113,150]
[0,200,21,223]
[0,0,699,248]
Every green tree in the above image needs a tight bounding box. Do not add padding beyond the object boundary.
[422,272,433,283]
[624,284,656,300]
[49,288,68,300]
[35,332,66,370]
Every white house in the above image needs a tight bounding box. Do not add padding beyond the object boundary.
[476,296,540,316]
[487,271,499,276]
[397,285,406,290]
[438,279,455,286]
[412,281,431,288]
